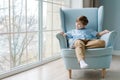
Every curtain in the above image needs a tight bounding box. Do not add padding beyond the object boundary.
[83,0,100,8]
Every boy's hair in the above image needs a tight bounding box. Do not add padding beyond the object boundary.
[76,16,89,25]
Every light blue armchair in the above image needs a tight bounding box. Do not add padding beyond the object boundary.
[56,6,117,79]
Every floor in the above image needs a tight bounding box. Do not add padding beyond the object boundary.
[2,55,120,80]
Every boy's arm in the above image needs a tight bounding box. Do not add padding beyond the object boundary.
[97,30,110,37]
[60,31,73,38]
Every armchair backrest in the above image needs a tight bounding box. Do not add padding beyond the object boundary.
[60,6,104,33]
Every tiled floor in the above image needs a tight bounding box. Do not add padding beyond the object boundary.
[2,55,120,80]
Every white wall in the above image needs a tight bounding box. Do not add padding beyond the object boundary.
[71,0,83,8]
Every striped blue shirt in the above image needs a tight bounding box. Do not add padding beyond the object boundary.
[65,28,98,48]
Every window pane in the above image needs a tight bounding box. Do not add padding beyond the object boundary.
[0,35,10,73]
[42,31,52,59]
[53,4,61,30]
[27,0,38,31]
[52,31,60,55]
[0,0,9,33]
[53,13,61,30]
[43,2,52,31]
[11,0,26,32]
[10,0,38,32]
[11,33,27,66]
[27,33,39,63]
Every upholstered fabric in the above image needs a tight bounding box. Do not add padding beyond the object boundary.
[60,7,101,32]
[56,6,116,70]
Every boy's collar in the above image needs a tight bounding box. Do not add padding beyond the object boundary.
[78,28,86,30]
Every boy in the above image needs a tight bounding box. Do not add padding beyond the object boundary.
[60,16,109,68]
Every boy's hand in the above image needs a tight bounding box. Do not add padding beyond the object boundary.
[103,29,110,33]
[60,32,67,37]
[97,29,110,37]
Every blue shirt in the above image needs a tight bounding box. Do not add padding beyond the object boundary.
[65,28,98,48]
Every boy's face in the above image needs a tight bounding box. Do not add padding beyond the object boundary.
[75,21,85,30]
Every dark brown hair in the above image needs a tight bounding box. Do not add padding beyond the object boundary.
[76,16,89,25]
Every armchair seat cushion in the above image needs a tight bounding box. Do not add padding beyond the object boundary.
[61,47,113,58]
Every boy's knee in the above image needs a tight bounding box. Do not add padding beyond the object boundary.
[96,40,105,44]
[74,40,85,47]
[96,39,105,47]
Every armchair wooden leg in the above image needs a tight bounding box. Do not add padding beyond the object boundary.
[101,68,106,78]
[68,69,72,79]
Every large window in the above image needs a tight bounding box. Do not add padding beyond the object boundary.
[0,0,70,76]
[42,0,70,59]
[0,0,39,75]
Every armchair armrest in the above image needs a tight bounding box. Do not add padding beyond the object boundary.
[100,31,117,47]
[56,33,68,49]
